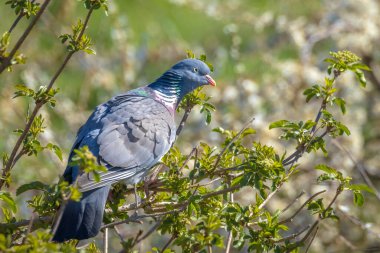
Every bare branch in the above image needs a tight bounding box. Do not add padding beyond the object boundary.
[160,235,176,253]
[304,225,319,253]
[281,190,305,213]
[135,220,163,244]
[271,224,311,243]
[279,190,326,225]
[322,185,342,218]
[292,220,319,249]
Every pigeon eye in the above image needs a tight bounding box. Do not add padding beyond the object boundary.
[193,67,198,73]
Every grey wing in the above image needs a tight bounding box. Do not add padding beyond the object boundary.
[76,97,176,192]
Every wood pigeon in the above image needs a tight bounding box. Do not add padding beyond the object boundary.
[52,58,216,242]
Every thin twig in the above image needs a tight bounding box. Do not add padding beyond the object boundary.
[135,220,163,244]
[283,72,342,167]
[214,117,255,170]
[332,140,380,201]
[281,191,305,213]
[258,171,300,210]
[272,224,311,243]
[22,213,35,244]
[292,220,319,249]
[176,101,192,136]
[179,147,198,172]
[8,0,36,34]
[160,235,176,253]
[304,225,319,253]
[225,182,234,253]
[310,102,326,135]
[0,7,95,190]
[0,0,51,74]
[322,185,342,218]
[279,190,326,224]
[101,209,179,229]
[0,102,42,189]
[114,225,126,242]
[9,14,25,33]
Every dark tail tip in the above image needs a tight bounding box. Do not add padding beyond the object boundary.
[52,186,110,242]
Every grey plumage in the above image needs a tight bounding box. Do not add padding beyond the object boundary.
[53,59,215,242]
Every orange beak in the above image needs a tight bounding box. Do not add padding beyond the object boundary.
[205,75,216,87]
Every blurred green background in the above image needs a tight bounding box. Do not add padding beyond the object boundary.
[1,0,380,252]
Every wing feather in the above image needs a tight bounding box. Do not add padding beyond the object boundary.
[65,92,176,192]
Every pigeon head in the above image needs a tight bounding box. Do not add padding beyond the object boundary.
[170,58,216,90]
[148,59,216,108]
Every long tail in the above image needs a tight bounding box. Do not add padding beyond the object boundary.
[52,185,111,242]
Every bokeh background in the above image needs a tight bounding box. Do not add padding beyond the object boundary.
[1,0,380,252]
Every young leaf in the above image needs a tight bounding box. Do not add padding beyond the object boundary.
[269,120,289,129]
[0,192,17,213]
[353,191,364,206]
[16,181,48,195]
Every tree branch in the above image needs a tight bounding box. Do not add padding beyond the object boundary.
[281,191,305,213]
[0,0,51,74]
[214,117,255,170]
[0,7,95,190]
[160,235,176,253]
[8,0,36,34]
[332,140,380,202]
[279,190,326,225]
[176,100,192,136]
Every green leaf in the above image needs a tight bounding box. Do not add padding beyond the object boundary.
[315,164,337,174]
[303,120,316,130]
[83,48,96,55]
[69,186,82,201]
[337,122,351,136]
[269,120,289,129]
[0,192,17,213]
[315,164,341,181]
[307,198,324,214]
[186,49,195,59]
[353,191,364,206]
[348,184,374,194]
[350,62,371,71]
[46,143,63,161]
[16,181,48,195]
[355,69,366,88]
[333,97,346,114]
